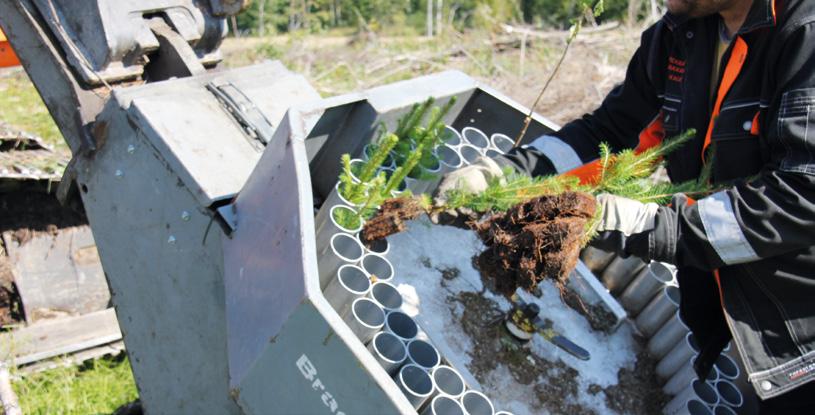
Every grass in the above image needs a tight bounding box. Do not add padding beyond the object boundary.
[0,71,63,149]
[11,354,138,415]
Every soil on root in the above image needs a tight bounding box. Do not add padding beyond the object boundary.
[360,197,426,242]
[474,192,596,296]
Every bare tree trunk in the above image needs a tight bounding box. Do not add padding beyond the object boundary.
[0,363,21,415]
[627,0,642,26]
[427,0,433,37]
[231,15,240,37]
[436,0,443,36]
[303,0,310,31]
[289,0,296,31]
[258,0,265,36]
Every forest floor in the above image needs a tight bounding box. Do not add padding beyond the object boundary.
[0,25,639,414]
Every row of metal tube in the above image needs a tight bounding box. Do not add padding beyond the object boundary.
[312,127,519,414]
[581,247,745,415]
[316,233,512,414]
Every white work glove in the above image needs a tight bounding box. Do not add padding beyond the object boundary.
[590,193,661,260]
[594,193,660,235]
[435,156,505,199]
[431,156,506,228]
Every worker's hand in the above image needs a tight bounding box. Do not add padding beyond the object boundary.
[435,156,505,198]
[593,194,659,235]
[589,193,659,258]
[430,156,505,228]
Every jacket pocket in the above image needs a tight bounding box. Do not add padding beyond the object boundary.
[776,88,815,176]
[711,101,764,181]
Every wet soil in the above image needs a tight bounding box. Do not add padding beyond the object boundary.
[360,197,426,242]
[602,344,669,414]
[561,287,619,333]
[452,291,668,415]
[451,291,594,415]
[474,192,596,296]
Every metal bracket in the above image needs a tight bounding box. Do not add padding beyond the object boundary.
[206,81,276,149]
[216,202,238,233]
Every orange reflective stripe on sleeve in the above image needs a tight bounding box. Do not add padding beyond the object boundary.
[703,37,748,162]
[562,115,665,185]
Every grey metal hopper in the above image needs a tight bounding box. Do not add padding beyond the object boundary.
[75,65,561,413]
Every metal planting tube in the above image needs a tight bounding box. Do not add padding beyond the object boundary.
[342,298,385,345]
[324,264,371,318]
[664,356,718,396]
[713,405,737,415]
[490,133,514,153]
[316,184,354,234]
[360,253,395,283]
[362,236,390,256]
[663,380,719,415]
[407,339,441,371]
[396,364,435,409]
[657,332,701,380]
[579,246,616,275]
[619,262,674,315]
[368,281,404,312]
[601,255,648,296]
[713,354,740,381]
[635,285,681,337]
[714,380,743,408]
[459,144,482,165]
[318,233,365,289]
[422,395,465,415]
[442,125,463,147]
[367,331,407,376]
[385,310,419,342]
[438,145,464,171]
[315,204,364,255]
[460,390,495,415]
[647,310,690,360]
[666,399,714,415]
[430,366,466,400]
[461,127,490,151]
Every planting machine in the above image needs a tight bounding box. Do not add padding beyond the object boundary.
[1,1,758,414]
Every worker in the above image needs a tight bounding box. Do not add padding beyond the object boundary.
[436,0,815,411]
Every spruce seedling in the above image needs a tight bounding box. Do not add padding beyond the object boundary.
[443,129,711,213]
[332,205,362,230]
[359,133,399,183]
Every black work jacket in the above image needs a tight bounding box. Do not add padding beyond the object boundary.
[500,0,815,399]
